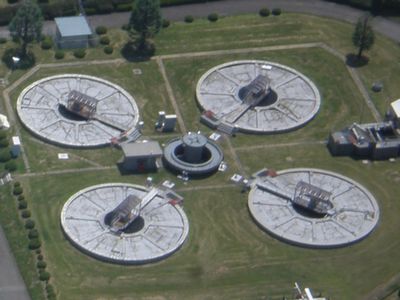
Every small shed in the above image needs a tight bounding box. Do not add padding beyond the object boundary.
[55,16,93,49]
[119,141,163,172]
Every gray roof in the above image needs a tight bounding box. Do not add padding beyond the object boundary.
[122,141,163,158]
[55,16,92,37]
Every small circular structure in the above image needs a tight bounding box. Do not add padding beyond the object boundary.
[248,168,379,248]
[17,74,140,147]
[163,132,223,175]
[197,60,321,134]
[61,183,189,264]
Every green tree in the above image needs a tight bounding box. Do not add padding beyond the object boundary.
[128,0,161,53]
[352,14,375,60]
[9,0,43,58]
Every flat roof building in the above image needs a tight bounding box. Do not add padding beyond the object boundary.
[55,16,93,49]
[119,141,163,172]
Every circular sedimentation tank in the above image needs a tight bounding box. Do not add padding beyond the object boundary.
[196,60,321,134]
[248,168,380,248]
[61,183,189,264]
[163,132,223,176]
[17,74,140,147]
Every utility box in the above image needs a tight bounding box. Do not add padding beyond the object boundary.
[11,136,21,157]
[55,16,93,49]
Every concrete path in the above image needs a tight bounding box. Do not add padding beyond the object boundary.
[0,226,31,300]
[0,0,393,42]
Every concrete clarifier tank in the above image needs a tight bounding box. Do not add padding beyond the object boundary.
[182,133,208,163]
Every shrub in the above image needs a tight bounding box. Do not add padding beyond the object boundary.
[35,248,41,254]
[37,254,43,261]
[5,161,17,172]
[18,200,28,210]
[39,271,50,281]
[7,0,18,3]
[272,8,282,15]
[0,6,18,26]
[0,138,9,147]
[73,49,86,59]
[84,7,97,15]
[13,181,20,187]
[46,283,54,293]
[54,50,64,59]
[25,219,35,229]
[104,45,113,54]
[0,131,7,139]
[100,36,110,45]
[46,284,55,298]
[37,260,47,269]
[259,7,270,17]
[121,24,130,31]
[116,3,132,11]
[21,210,31,218]
[184,15,194,23]
[2,48,36,69]
[28,229,39,239]
[95,26,107,35]
[40,1,77,19]
[41,37,53,50]
[0,149,11,162]
[47,294,56,300]
[162,19,170,28]
[97,0,114,14]
[28,238,41,250]
[0,37,7,44]
[13,186,23,195]
[207,13,218,22]
[17,195,24,201]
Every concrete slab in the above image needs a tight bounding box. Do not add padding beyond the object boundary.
[61,183,189,264]
[17,74,140,147]
[197,60,320,133]
[248,168,380,248]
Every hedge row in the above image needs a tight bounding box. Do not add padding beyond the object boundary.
[160,0,220,6]
[0,0,77,26]
[0,131,17,172]
[12,182,56,299]
[83,0,221,15]
[83,0,132,14]
[324,0,400,13]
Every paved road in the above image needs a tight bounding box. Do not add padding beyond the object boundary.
[0,226,31,300]
[81,0,400,42]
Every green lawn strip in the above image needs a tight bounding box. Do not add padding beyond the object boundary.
[355,34,400,115]
[163,46,375,148]
[0,184,45,300]
[156,15,322,54]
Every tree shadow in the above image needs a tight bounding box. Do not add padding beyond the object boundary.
[120,41,155,62]
[346,53,369,68]
[2,48,35,70]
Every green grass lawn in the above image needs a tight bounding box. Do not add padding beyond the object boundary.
[1,12,400,300]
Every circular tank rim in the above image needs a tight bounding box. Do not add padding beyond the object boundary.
[196,60,321,134]
[248,168,380,248]
[17,74,140,148]
[163,136,224,175]
[61,183,189,264]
